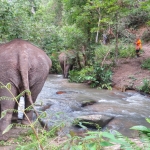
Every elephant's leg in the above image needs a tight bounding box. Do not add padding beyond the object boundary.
[60,63,65,78]
[0,87,17,134]
[0,102,1,118]
[22,81,45,125]
[64,65,70,78]
[11,101,19,123]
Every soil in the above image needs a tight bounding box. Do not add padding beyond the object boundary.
[112,42,150,92]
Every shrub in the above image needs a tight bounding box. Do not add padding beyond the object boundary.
[141,58,150,70]
[69,66,94,83]
[138,79,150,94]
[94,45,112,63]
[130,118,150,149]
[69,64,112,90]
[118,43,135,58]
[50,53,61,74]
[126,10,150,28]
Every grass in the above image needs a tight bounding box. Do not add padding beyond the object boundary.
[141,58,150,70]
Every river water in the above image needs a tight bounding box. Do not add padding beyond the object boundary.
[35,74,150,137]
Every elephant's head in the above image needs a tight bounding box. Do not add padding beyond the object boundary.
[58,50,76,78]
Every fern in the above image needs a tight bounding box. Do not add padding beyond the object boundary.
[2,124,14,134]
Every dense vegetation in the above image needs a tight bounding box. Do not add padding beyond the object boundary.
[1,0,150,89]
[1,0,150,149]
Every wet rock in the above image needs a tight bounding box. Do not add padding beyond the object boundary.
[81,100,97,107]
[38,103,52,111]
[74,115,114,129]
[56,91,67,94]
[35,103,52,112]
[69,128,88,137]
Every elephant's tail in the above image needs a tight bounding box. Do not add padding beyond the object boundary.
[19,50,36,112]
[18,49,49,130]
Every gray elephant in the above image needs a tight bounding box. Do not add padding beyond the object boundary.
[0,39,52,139]
[58,50,76,78]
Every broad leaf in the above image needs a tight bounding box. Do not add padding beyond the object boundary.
[130,125,150,132]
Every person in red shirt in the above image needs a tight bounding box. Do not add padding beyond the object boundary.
[135,37,142,57]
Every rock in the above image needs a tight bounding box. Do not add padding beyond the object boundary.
[56,91,67,94]
[74,115,114,129]
[81,100,97,107]
[69,128,88,137]
[35,103,52,112]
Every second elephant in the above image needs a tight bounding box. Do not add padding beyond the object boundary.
[58,50,76,78]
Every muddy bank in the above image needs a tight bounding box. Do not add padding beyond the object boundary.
[112,43,150,92]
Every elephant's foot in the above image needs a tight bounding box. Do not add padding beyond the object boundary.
[21,111,33,125]
[21,119,31,125]
[11,116,19,123]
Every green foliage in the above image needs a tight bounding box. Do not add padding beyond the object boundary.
[130,118,150,149]
[118,43,135,58]
[69,64,112,90]
[60,25,87,50]
[2,124,14,135]
[63,129,144,150]
[126,9,150,29]
[141,58,150,70]
[50,53,61,74]
[91,64,112,89]
[138,79,150,94]
[69,66,93,83]
[94,45,111,64]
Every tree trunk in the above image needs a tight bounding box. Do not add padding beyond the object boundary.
[115,13,119,65]
[95,7,101,43]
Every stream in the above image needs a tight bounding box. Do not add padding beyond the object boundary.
[34,74,150,138]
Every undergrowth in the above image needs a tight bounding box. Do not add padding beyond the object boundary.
[141,58,150,70]
[69,64,112,90]
[138,78,150,94]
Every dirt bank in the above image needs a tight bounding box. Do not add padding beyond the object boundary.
[112,42,150,92]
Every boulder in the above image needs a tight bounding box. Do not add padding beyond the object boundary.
[74,114,114,129]
[81,100,97,107]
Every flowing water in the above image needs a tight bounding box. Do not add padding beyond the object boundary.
[35,74,150,137]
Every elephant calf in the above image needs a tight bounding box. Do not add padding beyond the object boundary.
[58,50,76,78]
[0,39,52,139]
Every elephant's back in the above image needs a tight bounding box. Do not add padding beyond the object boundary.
[0,39,52,85]
[0,39,52,67]
[58,52,66,61]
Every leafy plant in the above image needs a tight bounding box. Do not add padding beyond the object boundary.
[118,43,135,58]
[130,118,150,149]
[69,66,94,83]
[141,58,150,70]
[69,64,112,90]
[94,45,112,64]
[50,53,61,74]
[138,79,150,94]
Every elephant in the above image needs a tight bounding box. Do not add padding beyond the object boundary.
[0,39,52,139]
[58,50,76,78]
